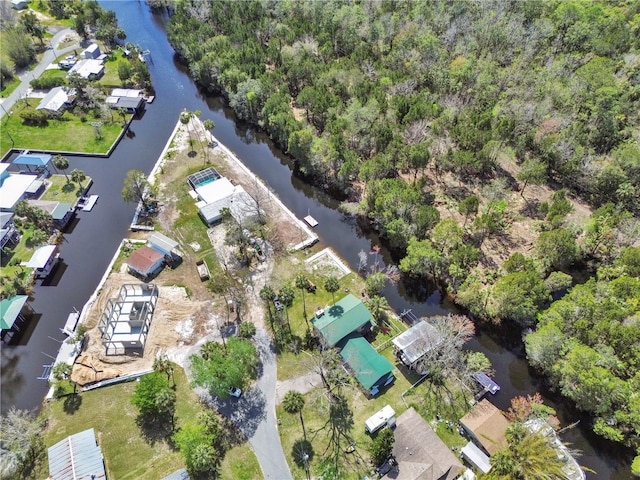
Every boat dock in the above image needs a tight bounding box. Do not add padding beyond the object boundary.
[304,215,318,227]
[81,194,99,211]
[473,372,500,395]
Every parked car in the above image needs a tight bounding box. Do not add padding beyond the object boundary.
[273,295,284,311]
[228,386,242,398]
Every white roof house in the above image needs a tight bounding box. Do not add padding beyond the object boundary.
[148,232,179,256]
[0,164,39,211]
[111,88,143,98]
[36,87,71,112]
[23,245,57,269]
[47,428,106,480]
[68,59,104,79]
[392,320,443,371]
[81,43,101,59]
[194,177,260,225]
[461,441,492,474]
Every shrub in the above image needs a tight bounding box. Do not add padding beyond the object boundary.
[30,76,65,90]
[20,109,48,126]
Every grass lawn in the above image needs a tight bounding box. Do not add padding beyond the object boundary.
[0,100,122,156]
[0,75,21,99]
[41,174,92,203]
[32,365,260,480]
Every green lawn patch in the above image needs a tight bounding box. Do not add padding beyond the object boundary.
[41,174,92,203]
[0,75,21,98]
[218,443,262,479]
[0,100,122,156]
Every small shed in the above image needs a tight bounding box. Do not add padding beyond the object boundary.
[127,245,165,278]
[148,232,179,256]
[47,428,106,480]
[340,335,394,396]
[392,320,443,372]
[461,441,492,474]
[459,399,509,456]
[311,294,372,347]
[81,43,101,59]
[0,295,29,331]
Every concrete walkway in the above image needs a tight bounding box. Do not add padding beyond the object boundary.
[0,27,80,120]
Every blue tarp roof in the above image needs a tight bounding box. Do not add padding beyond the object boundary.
[13,153,52,166]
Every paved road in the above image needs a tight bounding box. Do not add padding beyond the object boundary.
[0,27,80,119]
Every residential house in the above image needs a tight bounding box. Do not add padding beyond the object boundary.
[28,200,75,229]
[11,0,27,10]
[383,407,466,480]
[47,428,106,480]
[0,295,30,342]
[311,294,372,347]
[392,320,443,373]
[126,245,165,279]
[68,59,104,80]
[106,88,146,114]
[459,399,509,456]
[0,212,20,249]
[22,244,60,279]
[0,164,38,212]
[35,87,74,113]
[80,43,101,59]
[340,334,395,396]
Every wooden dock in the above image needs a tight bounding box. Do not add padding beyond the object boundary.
[79,194,99,211]
[303,215,318,227]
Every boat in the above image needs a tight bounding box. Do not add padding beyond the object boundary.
[77,194,99,211]
[61,309,80,336]
[473,372,500,395]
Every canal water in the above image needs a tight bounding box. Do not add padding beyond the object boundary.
[0,1,629,477]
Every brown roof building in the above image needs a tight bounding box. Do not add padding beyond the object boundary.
[127,245,165,278]
[384,408,465,480]
[459,399,509,456]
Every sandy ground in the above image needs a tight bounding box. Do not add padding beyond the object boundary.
[70,118,307,384]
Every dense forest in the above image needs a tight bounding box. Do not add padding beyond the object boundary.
[164,0,640,459]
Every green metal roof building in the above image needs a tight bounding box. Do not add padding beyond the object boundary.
[0,295,28,331]
[312,294,372,347]
[340,335,395,396]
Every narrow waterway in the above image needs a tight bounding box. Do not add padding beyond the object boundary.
[0,2,630,477]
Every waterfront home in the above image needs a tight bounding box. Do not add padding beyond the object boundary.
[340,334,395,396]
[311,294,373,347]
[80,43,101,60]
[0,164,38,212]
[106,89,146,115]
[47,428,106,480]
[21,244,59,279]
[459,399,509,456]
[0,295,30,343]
[392,320,443,373]
[383,407,466,480]
[0,212,20,249]
[126,245,165,279]
[28,200,75,229]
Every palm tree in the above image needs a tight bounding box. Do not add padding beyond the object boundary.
[294,274,309,328]
[70,168,86,187]
[203,118,215,163]
[279,284,295,333]
[324,275,340,305]
[283,390,306,439]
[489,423,573,480]
[53,154,70,182]
[366,295,389,327]
[259,285,275,326]
[153,354,175,387]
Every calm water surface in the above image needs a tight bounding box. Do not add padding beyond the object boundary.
[0,2,629,477]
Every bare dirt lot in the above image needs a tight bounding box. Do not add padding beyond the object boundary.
[71,118,315,384]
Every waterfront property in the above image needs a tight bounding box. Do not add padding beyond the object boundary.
[459,399,509,456]
[98,283,159,355]
[392,320,443,373]
[126,245,165,279]
[106,88,146,115]
[0,295,30,342]
[383,407,466,480]
[189,167,261,225]
[36,87,75,114]
[0,211,20,249]
[22,244,60,279]
[47,428,107,480]
[28,199,75,229]
[340,334,395,396]
[0,163,39,211]
[312,294,372,347]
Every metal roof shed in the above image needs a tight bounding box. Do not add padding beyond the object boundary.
[392,320,443,369]
[461,441,492,474]
[340,335,395,394]
[148,232,179,256]
[13,153,53,167]
[47,428,106,480]
[0,295,28,330]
